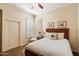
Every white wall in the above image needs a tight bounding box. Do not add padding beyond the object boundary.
[0,4,34,52]
[35,4,79,53]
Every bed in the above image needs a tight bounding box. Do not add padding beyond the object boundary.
[25,29,73,56]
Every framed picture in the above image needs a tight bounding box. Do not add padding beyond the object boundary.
[58,21,67,28]
[47,22,54,28]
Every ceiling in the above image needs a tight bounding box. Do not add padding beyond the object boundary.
[9,3,72,15]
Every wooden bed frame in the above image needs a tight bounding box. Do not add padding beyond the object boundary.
[25,28,69,56]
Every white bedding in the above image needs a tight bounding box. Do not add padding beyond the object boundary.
[26,38,73,56]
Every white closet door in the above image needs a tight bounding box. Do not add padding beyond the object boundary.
[3,20,9,51]
[8,21,20,49]
[3,20,20,51]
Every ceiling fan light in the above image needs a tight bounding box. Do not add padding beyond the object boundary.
[32,3,39,8]
[32,3,44,9]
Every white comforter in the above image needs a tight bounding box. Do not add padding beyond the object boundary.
[26,38,73,56]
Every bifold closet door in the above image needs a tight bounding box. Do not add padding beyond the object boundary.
[3,20,20,51]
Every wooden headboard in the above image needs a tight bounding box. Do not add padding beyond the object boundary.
[46,28,69,39]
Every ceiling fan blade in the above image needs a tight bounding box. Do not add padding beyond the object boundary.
[38,3,44,9]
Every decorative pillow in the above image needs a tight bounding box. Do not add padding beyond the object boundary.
[50,33,57,40]
[45,32,57,40]
[57,33,64,39]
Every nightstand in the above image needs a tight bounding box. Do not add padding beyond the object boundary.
[37,36,44,40]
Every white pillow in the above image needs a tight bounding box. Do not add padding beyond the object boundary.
[50,33,57,40]
[45,33,51,38]
[57,33,64,39]
[45,32,57,40]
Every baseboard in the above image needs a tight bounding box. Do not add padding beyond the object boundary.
[20,41,29,46]
[72,50,79,53]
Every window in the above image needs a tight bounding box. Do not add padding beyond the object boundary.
[25,19,34,38]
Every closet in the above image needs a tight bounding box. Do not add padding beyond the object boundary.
[0,9,21,52]
[3,20,20,51]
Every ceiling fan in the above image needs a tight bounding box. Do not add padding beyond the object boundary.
[31,3,44,9]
